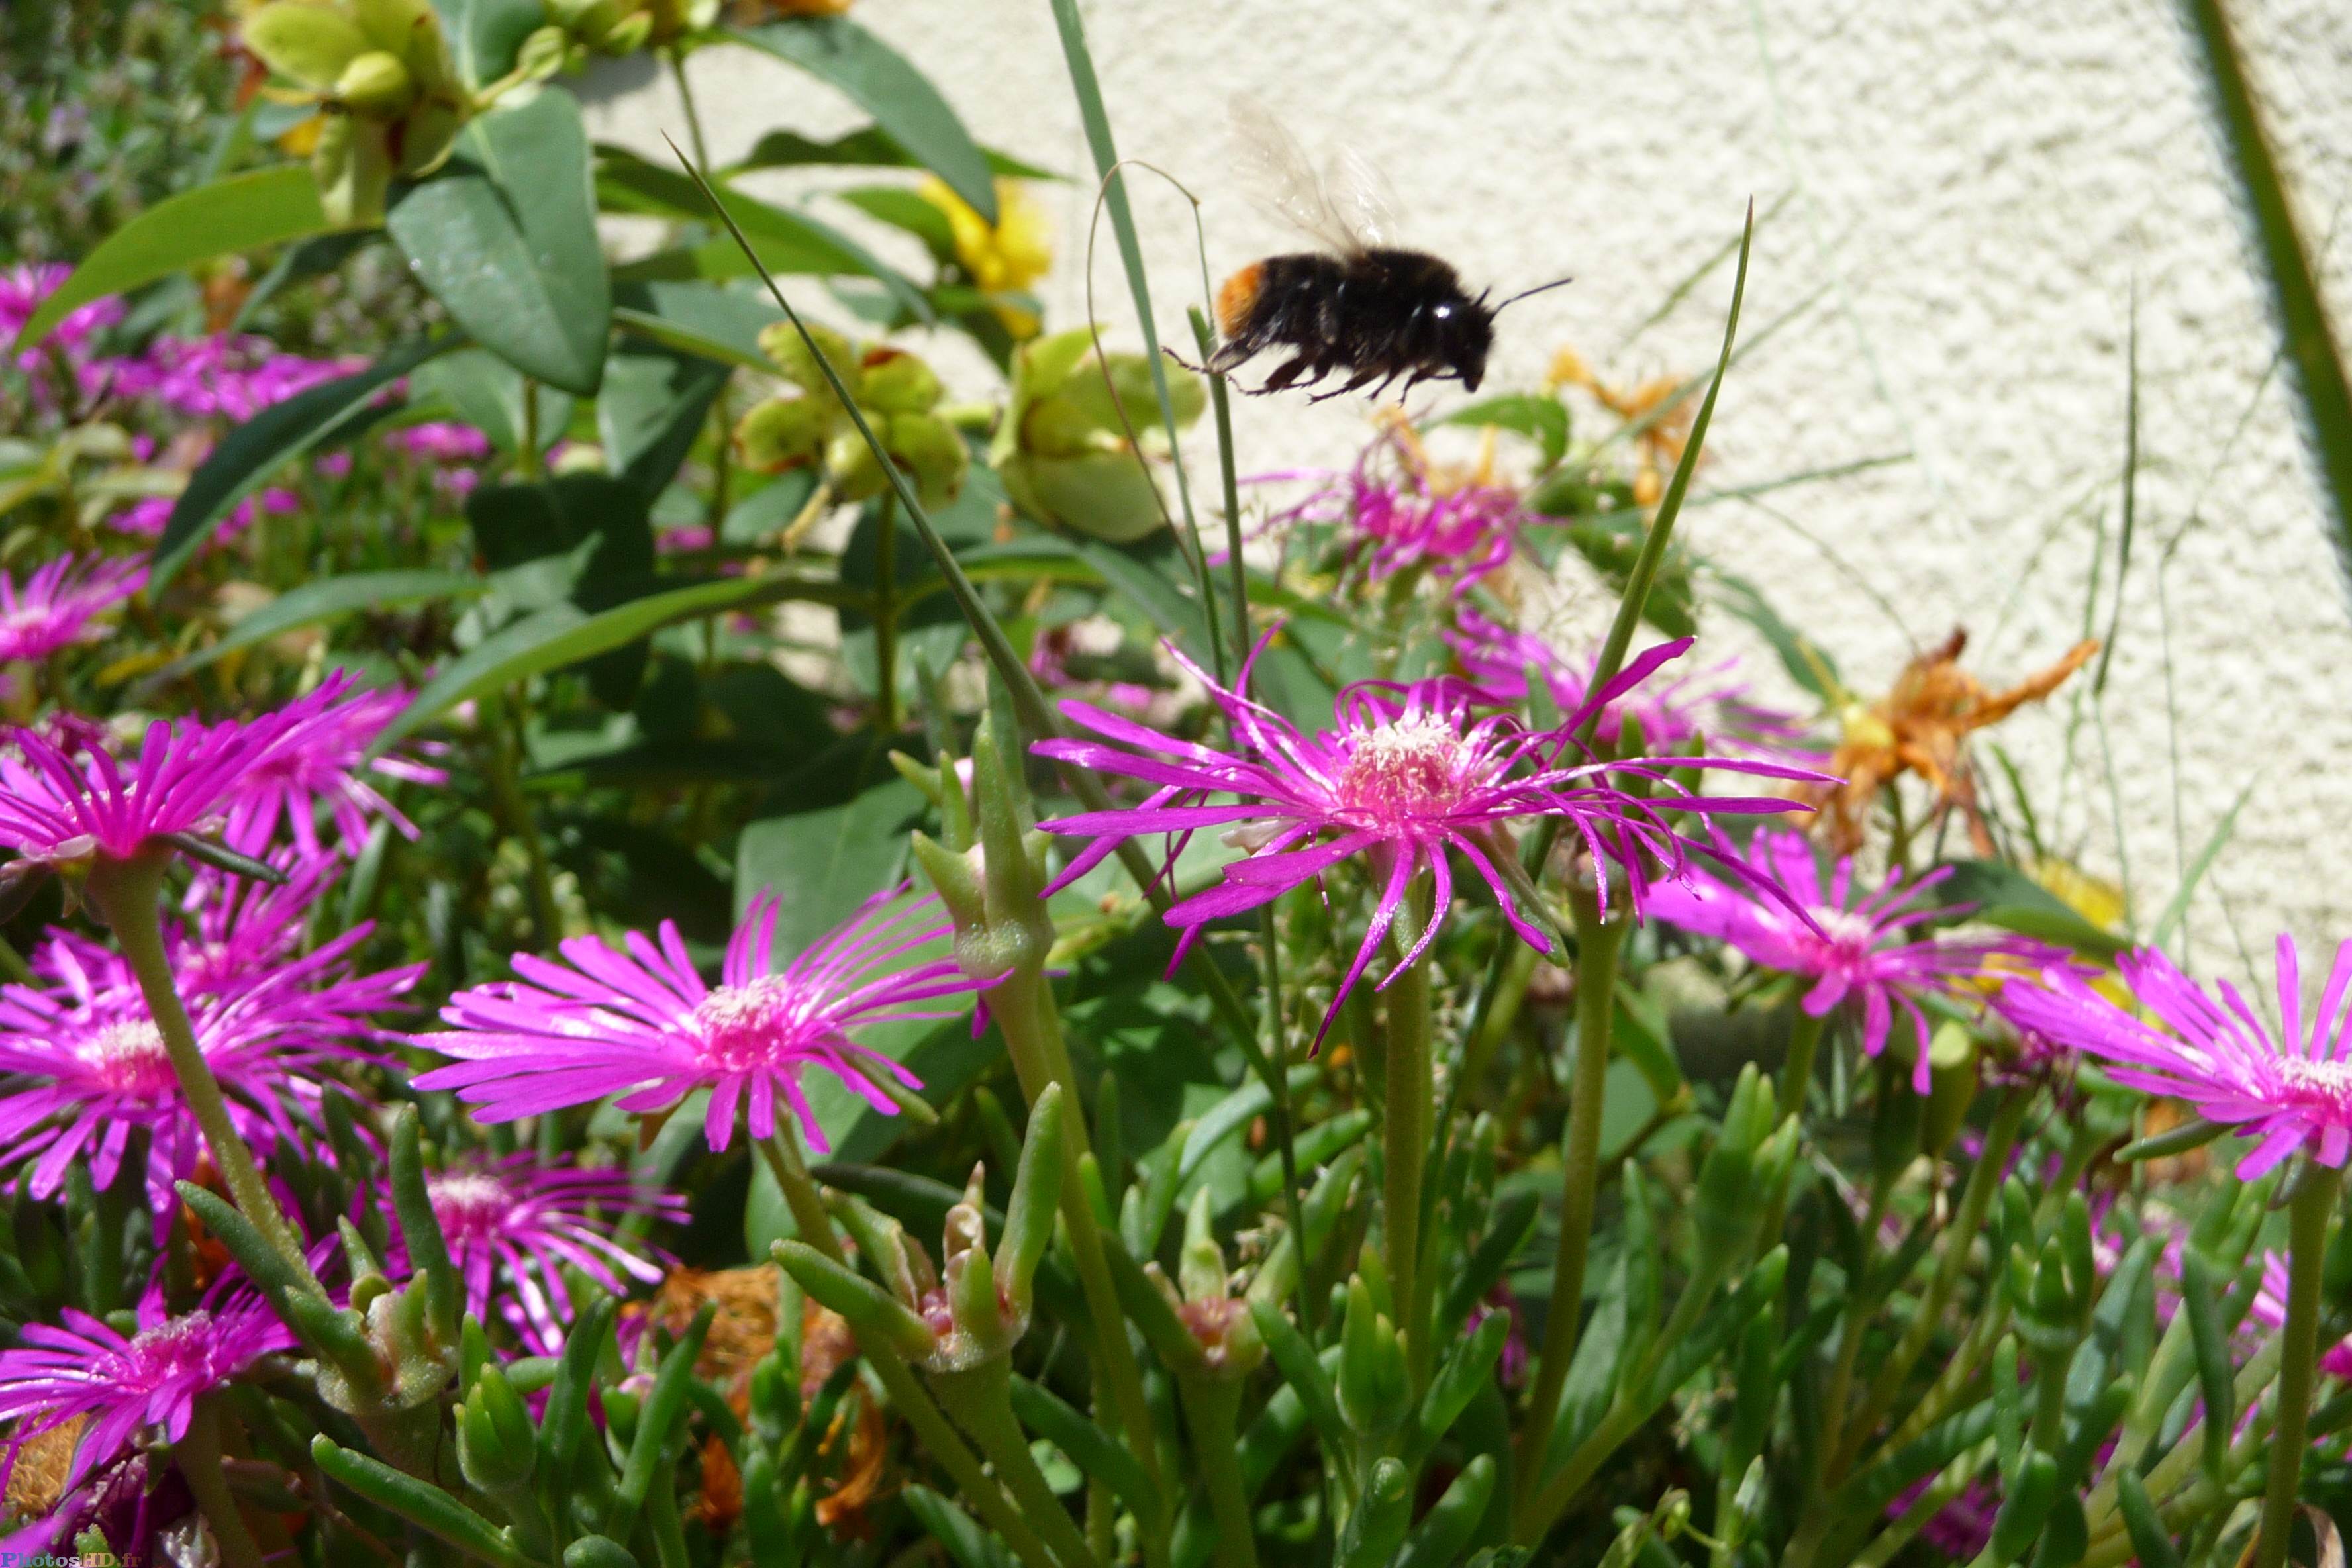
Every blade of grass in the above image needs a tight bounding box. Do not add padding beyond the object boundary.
[2094,284,2139,694]
[1047,0,1222,677]
[2179,0,2352,610]
[2150,775,2257,954]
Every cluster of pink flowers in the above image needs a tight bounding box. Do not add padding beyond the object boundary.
[1647,827,2060,1091]
[1253,423,1550,585]
[0,554,144,664]
[0,262,123,376]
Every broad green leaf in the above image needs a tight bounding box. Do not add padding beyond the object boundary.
[387,89,610,395]
[734,765,922,956]
[156,336,453,583]
[730,19,996,220]
[373,571,856,753]
[1434,393,1570,471]
[430,0,542,90]
[154,569,484,681]
[611,279,783,375]
[837,185,956,262]
[1924,859,2128,957]
[407,347,571,456]
[732,124,1058,182]
[597,149,929,319]
[597,346,730,503]
[12,167,337,354]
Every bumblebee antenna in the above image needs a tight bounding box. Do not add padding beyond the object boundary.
[1491,275,1575,314]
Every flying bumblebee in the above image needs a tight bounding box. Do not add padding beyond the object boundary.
[1202,98,1570,402]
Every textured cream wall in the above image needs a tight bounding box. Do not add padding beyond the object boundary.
[583,0,2352,981]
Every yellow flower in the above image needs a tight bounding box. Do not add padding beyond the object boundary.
[920,176,1052,333]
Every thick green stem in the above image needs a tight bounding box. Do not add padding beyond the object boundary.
[1516,1253,1728,1541]
[483,693,562,953]
[871,491,901,732]
[1513,889,1624,1510]
[1779,1008,1826,1114]
[989,963,1173,1555]
[2255,1161,2345,1568]
[1828,1091,2029,1480]
[934,1357,1102,1568]
[756,1131,1063,1568]
[87,848,318,1289]
[177,1395,268,1568]
[1206,348,1314,1336]
[1179,1375,1261,1568]
[1384,921,1435,1393]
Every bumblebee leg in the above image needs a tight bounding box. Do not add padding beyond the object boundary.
[1308,364,1387,404]
[1163,346,1208,375]
[1253,355,1315,395]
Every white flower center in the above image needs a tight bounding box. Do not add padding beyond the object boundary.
[1812,907,1879,957]
[690,976,809,1070]
[1336,716,1474,820]
[2277,1056,2352,1110]
[78,1020,175,1097]
[427,1171,513,1244]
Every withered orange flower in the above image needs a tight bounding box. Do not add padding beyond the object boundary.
[652,1263,887,1536]
[1810,628,2097,854]
[1549,347,1695,506]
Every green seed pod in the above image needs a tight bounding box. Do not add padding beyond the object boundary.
[334,49,413,115]
[1920,1024,1980,1159]
[826,426,886,502]
[516,24,571,80]
[734,395,833,474]
[885,411,969,508]
[760,321,863,403]
[860,349,944,415]
[244,3,373,93]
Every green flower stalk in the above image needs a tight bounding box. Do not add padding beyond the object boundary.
[776,1085,1101,1568]
[910,714,1172,1532]
[2256,1160,2347,1568]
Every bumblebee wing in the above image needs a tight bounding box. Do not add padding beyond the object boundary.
[1320,144,1402,251]
[1228,94,1364,255]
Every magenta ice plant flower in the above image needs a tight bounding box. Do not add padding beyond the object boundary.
[0,905,415,1202]
[1035,634,1818,1044]
[219,679,446,857]
[1646,827,2053,1091]
[0,1277,290,1496]
[418,889,985,1153]
[2000,935,2352,1178]
[0,671,377,878]
[388,1154,685,1354]
[0,262,122,377]
[1447,607,1812,763]
[0,555,145,663]
[1254,423,1547,585]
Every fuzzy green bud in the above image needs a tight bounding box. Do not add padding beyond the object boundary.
[458,1361,537,1493]
[335,49,413,115]
[734,395,833,473]
[860,349,943,415]
[760,321,862,403]
[995,1082,1063,1315]
[1338,1275,1409,1440]
[885,412,969,508]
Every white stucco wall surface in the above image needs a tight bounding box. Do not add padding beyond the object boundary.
[582,0,2352,983]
